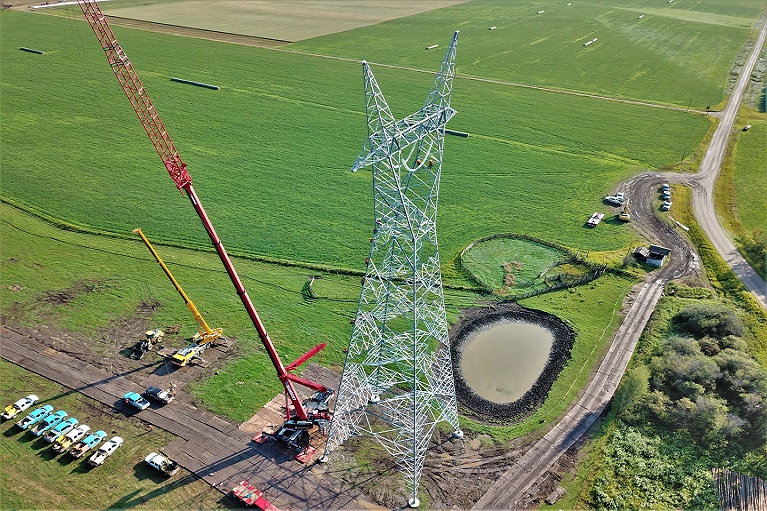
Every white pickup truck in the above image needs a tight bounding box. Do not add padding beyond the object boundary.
[603,192,625,206]
[145,452,179,476]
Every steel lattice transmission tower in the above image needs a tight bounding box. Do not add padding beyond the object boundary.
[321,31,462,508]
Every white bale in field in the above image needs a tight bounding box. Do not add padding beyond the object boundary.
[537,10,544,14]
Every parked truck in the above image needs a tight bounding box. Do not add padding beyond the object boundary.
[70,430,107,458]
[144,452,179,476]
[2,394,38,420]
[30,410,67,437]
[52,424,91,453]
[16,405,53,430]
[87,436,123,466]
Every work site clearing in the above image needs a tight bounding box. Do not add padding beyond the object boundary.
[2,0,767,509]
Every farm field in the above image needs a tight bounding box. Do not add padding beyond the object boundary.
[101,0,471,42]
[1,11,714,273]
[286,0,765,108]
[0,360,230,510]
[0,202,477,420]
[0,200,633,440]
[732,117,767,236]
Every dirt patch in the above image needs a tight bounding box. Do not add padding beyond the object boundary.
[450,302,575,424]
[317,427,533,510]
[2,294,236,398]
[40,279,102,305]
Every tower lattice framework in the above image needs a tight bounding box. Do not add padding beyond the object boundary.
[322,32,462,508]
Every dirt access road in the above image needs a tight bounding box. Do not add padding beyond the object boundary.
[474,17,767,509]
[689,18,767,310]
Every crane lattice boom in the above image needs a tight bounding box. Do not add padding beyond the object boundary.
[77,0,330,425]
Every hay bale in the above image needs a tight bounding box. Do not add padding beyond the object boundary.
[426,44,439,50]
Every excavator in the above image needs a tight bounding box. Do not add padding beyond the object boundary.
[619,198,631,222]
[133,228,223,367]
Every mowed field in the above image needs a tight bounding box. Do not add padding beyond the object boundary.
[0,8,724,273]
[102,0,471,42]
[1,4,764,506]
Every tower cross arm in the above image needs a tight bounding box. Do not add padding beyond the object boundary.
[351,106,456,172]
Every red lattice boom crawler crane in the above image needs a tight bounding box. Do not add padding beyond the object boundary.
[76,0,333,457]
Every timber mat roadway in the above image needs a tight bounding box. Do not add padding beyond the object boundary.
[474,16,767,510]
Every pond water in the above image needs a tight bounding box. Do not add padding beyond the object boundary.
[459,319,554,403]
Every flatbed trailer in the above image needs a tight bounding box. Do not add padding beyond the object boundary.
[231,481,280,510]
[587,212,604,227]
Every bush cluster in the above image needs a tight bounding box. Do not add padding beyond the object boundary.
[640,303,767,449]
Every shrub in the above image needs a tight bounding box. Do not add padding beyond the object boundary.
[614,365,650,417]
[673,303,745,338]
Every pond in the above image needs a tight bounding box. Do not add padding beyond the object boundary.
[450,303,575,422]
[459,319,554,403]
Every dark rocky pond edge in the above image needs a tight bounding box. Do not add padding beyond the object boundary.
[450,302,575,424]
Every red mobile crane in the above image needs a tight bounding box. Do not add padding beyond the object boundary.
[76,0,332,455]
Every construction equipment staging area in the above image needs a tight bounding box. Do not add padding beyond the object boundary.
[1,326,369,510]
[75,0,334,467]
[60,0,468,506]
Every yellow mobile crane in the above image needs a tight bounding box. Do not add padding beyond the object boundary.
[133,228,224,366]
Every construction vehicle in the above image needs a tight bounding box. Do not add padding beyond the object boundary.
[52,424,90,453]
[69,430,107,458]
[231,480,280,510]
[133,228,223,367]
[619,198,631,222]
[130,328,163,360]
[77,0,333,460]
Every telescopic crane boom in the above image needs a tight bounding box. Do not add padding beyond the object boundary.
[77,0,331,432]
[133,228,223,366]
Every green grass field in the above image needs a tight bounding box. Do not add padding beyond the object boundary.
[0,202,479,420]
[102,0,470,41]
[461,237,566,290]
[288,0,764,108]
[714,108,767,279]
[732,116,767,235]
[1,2,765,506]
[0,360,230,510]
[1,11,714,273]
